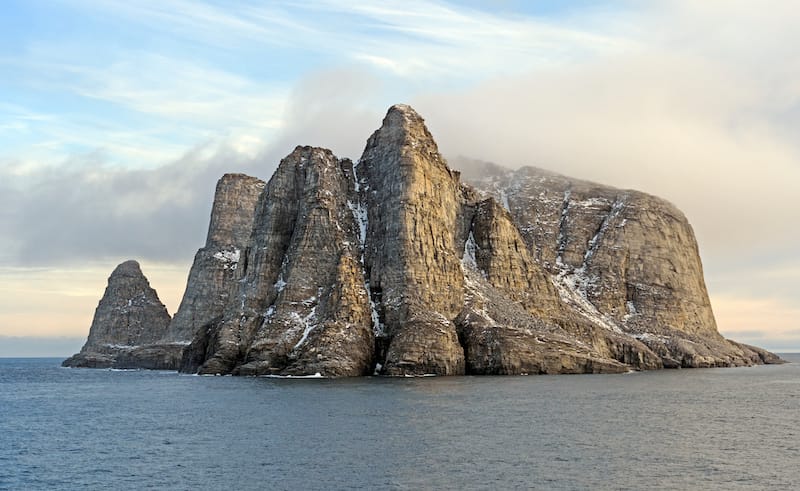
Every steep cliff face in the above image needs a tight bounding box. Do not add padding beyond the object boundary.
[460,161,777,368]
[359,105,466,375]
[183,146,375,377]
[66,105,781,375]
[62,260,172,368]
[165,173,265,343]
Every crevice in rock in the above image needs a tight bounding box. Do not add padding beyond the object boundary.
[372,334,391,374]
[555,187,572,266]
[582,194,626,270]
[454,316,472,375]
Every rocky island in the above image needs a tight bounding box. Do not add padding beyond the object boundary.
[64,105,782,376]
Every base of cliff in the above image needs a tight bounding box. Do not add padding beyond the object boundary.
[62,343,186,370]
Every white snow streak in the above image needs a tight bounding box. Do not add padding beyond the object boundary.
[213,248,241,269]
[350,160,383,336]
[292,306,318,350]
[499,189,510,212]
[347,200,368,247]
[583,196,626,266]
[462,231,478,270]
[552,269,623,333]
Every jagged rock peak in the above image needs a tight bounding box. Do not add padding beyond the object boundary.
[164,172,265,343]
[285,144,336,162]
[385,103,424,126]
[110,259,145,278]
[363,104,453,176]
[62,259,172,368]
[358,104,466,375]
[183,143,372,377]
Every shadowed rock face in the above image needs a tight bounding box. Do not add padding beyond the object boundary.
[66,105,782,375]
[183,146,375,377]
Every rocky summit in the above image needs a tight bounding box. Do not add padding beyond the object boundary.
[64,105,782,375]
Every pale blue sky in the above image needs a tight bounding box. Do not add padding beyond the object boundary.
[1,0,799,355]
[1,0,636,168]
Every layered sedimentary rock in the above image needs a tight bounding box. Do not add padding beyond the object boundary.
[165,173,265,343]
[181,147,375,377]
[358,106,466,375]
[459,161,779,368]
[66,104,781,375]
[63,260,174,368]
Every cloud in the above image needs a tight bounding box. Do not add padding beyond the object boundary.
[408,2,800,269]
[59,0,317,50]
[0,143,260,267]
[264,67,393,160]
[713,295,800,351]
[61,0,638,82]
[1,0,643,170]
[0,66,387,270]
[2,49,288,168]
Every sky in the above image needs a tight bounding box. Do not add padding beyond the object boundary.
[1,0,798,356]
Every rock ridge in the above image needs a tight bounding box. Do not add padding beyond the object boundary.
[64,105,783,375]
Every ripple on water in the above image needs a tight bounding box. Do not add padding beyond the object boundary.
[1,356,798,490]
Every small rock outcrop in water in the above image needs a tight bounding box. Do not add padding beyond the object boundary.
[62,260,174,368]
[64,105,783,375]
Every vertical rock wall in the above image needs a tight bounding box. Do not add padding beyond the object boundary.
[188,147,374,376]
[359,105,466,375]
[165,173,265,343]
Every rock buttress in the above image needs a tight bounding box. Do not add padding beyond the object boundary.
[186,147,374,376]
[457,193,662,374]
[359,105,466,375]
[461,161,778,368]
[165,173,265,343]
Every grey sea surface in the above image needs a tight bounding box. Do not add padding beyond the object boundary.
[1,355,798,490]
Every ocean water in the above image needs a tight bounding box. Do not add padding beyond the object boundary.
[1,356,798,490]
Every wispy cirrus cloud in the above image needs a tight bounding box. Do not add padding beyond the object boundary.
[61,0,639,79]
[4,0,642,169]
[57,0,318,49]
[1,51,289,167]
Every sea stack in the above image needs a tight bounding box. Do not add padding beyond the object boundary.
[63,260,172,368]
